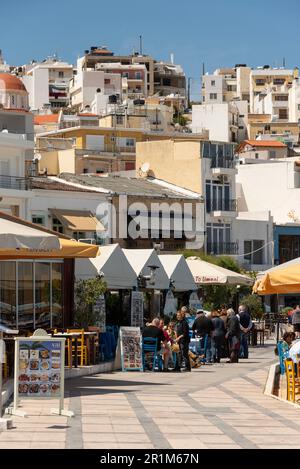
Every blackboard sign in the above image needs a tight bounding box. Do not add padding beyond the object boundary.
[120,327,143,372]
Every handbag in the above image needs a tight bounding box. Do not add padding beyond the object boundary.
[171,343,180,353]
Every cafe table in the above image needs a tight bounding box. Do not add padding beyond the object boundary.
[53,332,81,368]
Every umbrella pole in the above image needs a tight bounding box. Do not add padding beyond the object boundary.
[276,293,280,342]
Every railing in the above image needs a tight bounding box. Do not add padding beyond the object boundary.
[75,145,135,156]
[206,199,237,213]
[210,157,236,169]
[0,175,31,190]
[207,242,239,255]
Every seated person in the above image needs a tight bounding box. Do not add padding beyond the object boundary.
[142,318,168,370]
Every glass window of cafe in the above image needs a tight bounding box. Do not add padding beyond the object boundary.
[0,260,63,331]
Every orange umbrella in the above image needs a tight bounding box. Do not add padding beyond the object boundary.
[253,263,300,295]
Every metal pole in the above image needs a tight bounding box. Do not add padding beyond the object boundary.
[0,331,3,417]
[276,293,280,342]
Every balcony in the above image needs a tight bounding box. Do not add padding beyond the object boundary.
[210,157,237,175]
[207,242,239,255]
[75,145,135,159]
[206,199,237,217]
[0,175,31,190]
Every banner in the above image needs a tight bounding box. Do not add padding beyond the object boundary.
[120,326,143,371]
[163,289,177,317]
[189,291,203,313]
[131,291,144,327]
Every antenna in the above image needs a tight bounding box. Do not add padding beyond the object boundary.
[202,62,205,76]
[139,35,143,55]
[283,57,286,68]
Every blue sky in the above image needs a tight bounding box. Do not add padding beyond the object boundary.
[1,0,300,99]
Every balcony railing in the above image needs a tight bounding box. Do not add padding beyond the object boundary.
[207,242,239,255]
[75,145,135,157]
[206,199,237,213]
[210,157,236,169]
[0,175,31,190]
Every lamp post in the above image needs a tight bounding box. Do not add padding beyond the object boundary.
[236,285,241,312]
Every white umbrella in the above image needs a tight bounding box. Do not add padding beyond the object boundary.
[0,218,60,250]
[159,254,197,291]
[186,257,253,286]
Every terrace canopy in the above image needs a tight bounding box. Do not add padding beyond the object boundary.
[159,254,197,291]
[186,257,253,286]
[253,263,300,295]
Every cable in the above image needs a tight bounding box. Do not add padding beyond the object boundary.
[230,240,274,258]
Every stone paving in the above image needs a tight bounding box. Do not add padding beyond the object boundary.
[2,342,300,449]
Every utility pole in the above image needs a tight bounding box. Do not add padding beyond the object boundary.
[187,77,191,109]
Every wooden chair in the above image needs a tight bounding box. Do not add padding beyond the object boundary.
[67,329,88,366]
[285,358,300,402]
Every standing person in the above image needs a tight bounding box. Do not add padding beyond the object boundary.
[211,310,226,363]
[226,308,241,363]
[192,310,214,363]
[174,310,191,372]
[158,319,172,371]
[237,305,252,359]
[292,305,300,338]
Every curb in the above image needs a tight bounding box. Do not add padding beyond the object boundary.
[264,362,300,409]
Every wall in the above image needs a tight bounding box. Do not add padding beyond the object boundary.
[192,103,230,141]
[136,140,203,194]
[236,159,300,224]
[23,68,49,111]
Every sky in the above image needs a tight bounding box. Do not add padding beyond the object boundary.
[1,0,300,100]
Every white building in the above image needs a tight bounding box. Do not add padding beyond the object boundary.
[69,57,122,112]
[192,102,242,143]
[201,65,251,104]
[289,79,300,122]
[21,57,73,111]
[0,74,34,218]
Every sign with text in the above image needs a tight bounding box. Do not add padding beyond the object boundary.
[120,326,143,372]
[94,294,106,331]
[131,291,144,327]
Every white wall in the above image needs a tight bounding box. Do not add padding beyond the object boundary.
[23,68,49,111]
[192,103,230,141]
[236,159,300,224]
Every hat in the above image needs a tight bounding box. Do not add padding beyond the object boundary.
[181,306,188,312]
[196,309,204,315]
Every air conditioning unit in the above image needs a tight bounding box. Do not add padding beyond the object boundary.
[153,242,164,250]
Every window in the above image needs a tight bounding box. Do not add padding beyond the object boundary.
[202,96,205,102]
[126,138,135,147]
[279,109,288,119]
[96,169,104,174]
[73,231,85,240]
[270,150,276,158]
[239,114,244,118]
[255,153,259,159]
[116,115,124,125]
[58,71,64,78]
[122,72,129,78]
[135,72,142,80]
[255,79,266,85]
[274,95,288,101]
[104,78,110,84]
[52,218,64,234]
[83,168,88,173]
[244,240,264,264]
[227,85,237,91]
[264,125,271,131]
[209,93,217,100]
[273,78,285,85]
[32,215,45,226]
[298,104,300,111]
[211,80,215,86]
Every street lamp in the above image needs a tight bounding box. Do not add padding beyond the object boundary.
[236,284,241,312]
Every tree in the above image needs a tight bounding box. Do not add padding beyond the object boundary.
[74,276,107,328]
[239,294,264,319]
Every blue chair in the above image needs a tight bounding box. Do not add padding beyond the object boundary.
[142,337,163,371]
[277,341,290,375]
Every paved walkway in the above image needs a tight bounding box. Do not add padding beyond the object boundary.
[2,342,300,449]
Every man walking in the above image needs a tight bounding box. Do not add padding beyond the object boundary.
[174,310,191,372]
[237,304,252,359]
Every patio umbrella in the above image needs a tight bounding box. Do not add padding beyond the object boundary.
[253,263,300,295]
[186,257,253,286]
[0,218,60,250]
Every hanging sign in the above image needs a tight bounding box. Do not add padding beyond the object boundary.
[120,326,143,372]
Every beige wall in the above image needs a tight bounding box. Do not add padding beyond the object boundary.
[248,122,299,141]
[58,149,76,174]
[38,150,59,175]
[136,140,203,194]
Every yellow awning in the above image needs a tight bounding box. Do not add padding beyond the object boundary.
[0,238,100,259]
[50,209,105,232]
[253,263,300,295]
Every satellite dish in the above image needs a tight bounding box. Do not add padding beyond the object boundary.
[1,129,8,133]
[140,162,150,174]
[34,153,42,161]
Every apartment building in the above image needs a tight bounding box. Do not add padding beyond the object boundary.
[201,65,251,104]
[95,62,147,100]
[21,56,73,111]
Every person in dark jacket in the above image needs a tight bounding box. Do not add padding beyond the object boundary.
[192,310,215,363]
[226,308,241,363]
[174,310,191,372]
[237,305,252,359]
[211,310,226,363]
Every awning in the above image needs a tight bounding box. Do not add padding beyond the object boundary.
[0,238,100,259]
[253,262,300,295]
[0,218,60,250]
[123,248,170,290]
[75,244,137,289]
[50,209,105,232]
[186,257,253,286]
[159,255,197,291]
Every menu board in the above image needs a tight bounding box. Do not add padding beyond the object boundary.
[120,327,143,371]
[131,291,144,327]
[17,340,62,398]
